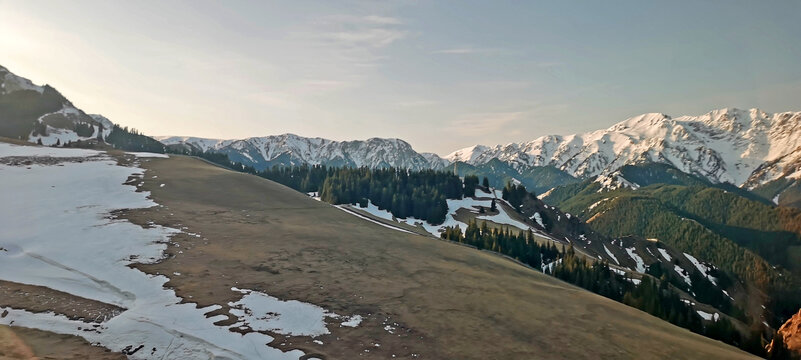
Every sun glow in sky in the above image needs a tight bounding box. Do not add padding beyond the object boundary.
[1,0,800,154]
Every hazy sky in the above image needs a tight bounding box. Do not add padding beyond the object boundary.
[1,1,800,154]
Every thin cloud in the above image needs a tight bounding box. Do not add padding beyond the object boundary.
[396,99,439,107]
[432,47,498,55]
[447,111,526,137]
[363,15,403,25]
[325,28,407,48]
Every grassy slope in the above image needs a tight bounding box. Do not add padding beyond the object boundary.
[124,155,755,360]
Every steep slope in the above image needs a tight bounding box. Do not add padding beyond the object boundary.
[0,65,164,153]
[446,108,801,192]
[158,134,444,171]
[543,174,801,325]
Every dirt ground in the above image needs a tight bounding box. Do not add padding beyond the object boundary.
[111,155,757,360]
[0,325,124,360]
[0,280,123,324]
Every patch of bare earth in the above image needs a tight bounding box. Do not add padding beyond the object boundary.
[0,280,124,324]
[0,325,124,360]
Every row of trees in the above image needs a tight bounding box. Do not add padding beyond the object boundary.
[502,182,530,210]
[441,220,559,269]
[106,126,166,153]
[261,165,468,224]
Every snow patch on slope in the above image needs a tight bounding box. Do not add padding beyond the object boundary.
[0,146,350,359]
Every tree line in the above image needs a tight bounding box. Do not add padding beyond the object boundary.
[259,165,471,224]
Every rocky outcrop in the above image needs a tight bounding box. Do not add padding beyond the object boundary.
[767,309,801,359]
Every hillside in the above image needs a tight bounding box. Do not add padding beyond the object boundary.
[122,152,761,359]
[0,140,758,359]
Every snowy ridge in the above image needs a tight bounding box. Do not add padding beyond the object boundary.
[158,108,801,191]
[157,134,445,171]
[0,65,44,94]
[445,108,801,187]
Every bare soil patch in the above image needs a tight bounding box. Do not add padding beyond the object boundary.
[0,280,124,324]
[0,325,124,360]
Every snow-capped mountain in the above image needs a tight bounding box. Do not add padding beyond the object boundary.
[0,65,114,145]
[157,134,447,171]
[446,108,801,189]
[158,108,801,200]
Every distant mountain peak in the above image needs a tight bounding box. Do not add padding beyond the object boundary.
[447,108,801,187]
[159,134,445,171]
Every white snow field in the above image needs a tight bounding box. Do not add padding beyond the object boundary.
[0,143,353,359]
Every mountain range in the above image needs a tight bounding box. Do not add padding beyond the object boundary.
[5,63,798,206]
[158,108,801,208]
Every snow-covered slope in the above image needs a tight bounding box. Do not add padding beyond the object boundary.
[158,134,447,171]
[445,108,801,188]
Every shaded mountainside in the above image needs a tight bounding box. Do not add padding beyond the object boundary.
[444,158,579,195]
[542,164,801,326]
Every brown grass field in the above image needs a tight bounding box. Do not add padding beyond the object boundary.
[126,155,756,359]
[0,152,758,359]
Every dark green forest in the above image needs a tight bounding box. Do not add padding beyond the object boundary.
[547,179,801,322]
[262,165,465,224]
[105,126,166,153]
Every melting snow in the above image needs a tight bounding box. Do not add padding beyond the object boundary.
[531,212,545,228]
[0,146,343,359]
[603,245,620,265]
[684,253,718,285]
[696,310,720,322]
[674,265,692,286]
[336,205,415,235]
[658,248,672,262]
[476,203,531,231]
[625,247,646,273]
[228,287,349,337]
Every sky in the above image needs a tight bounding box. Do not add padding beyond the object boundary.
[1,0,800,155]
